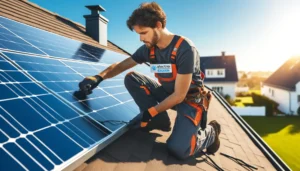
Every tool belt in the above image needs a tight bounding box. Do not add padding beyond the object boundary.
[184,87,211,110]
[184,87,212,130]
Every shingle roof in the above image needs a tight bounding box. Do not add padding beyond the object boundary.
[263,56,300,91]
[0,0,131,56]
[200,55,239,82]
[75,93,277,171]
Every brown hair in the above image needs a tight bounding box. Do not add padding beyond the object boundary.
[127,2,167,31]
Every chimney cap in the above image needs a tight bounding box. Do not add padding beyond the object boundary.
[221,51,226,56]
[85,5,106,12]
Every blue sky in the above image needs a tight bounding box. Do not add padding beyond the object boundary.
[29,0,300,72]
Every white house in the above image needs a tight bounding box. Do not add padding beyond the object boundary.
[201,52,239,99]
[261,57,300,115]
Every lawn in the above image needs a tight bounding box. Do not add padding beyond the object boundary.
[249,89,261,95]
[235,97,253,107]
[234,90,260,106]
[242,116,300,171]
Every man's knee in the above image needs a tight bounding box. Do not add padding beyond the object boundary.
[166,140,189,160]
[124,71,136,88]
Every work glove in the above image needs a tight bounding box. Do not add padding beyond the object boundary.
[78,75,103,95]
[140,107,158,128]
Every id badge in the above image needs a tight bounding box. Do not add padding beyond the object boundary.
[150,64,172,73]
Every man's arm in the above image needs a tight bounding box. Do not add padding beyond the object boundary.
[99,57,137,79]
[153,73,192,113]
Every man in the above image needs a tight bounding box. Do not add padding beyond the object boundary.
[79,2,221,160]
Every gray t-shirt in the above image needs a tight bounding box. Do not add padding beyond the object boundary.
[132,35,202,94]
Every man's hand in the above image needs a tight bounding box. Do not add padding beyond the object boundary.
[140,107,158,128]
[78,75,103,95]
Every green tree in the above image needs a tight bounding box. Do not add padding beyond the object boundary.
[241,73,247,79]
[224,94,235,106]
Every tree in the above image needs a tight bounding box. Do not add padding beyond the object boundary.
[224,94,235,106]
[297,107,300,116]
[241,73,247,79]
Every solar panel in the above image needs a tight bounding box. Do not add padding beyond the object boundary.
[0,16,147,170]
[0,25,46,55]
[0,55,113,170]
[0,16,130,63]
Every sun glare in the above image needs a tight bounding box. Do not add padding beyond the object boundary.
[263,6,300,69]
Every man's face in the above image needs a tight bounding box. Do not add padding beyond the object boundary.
[133,25,159,48]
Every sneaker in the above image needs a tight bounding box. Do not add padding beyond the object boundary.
[146,112,171,132]
[206,120,221,154]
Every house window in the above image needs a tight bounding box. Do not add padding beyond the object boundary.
[298,95,300,102]
[212,86,223,94]
[205,68,225,78]
[207,70,213,75]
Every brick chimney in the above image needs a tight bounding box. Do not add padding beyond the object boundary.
[84,5,108,46]
[221,51,226,57]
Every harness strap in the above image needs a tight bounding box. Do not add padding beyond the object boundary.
[150,36,184,82]
[171,37,184,61]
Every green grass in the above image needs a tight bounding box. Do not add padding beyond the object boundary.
[234,90,260,106]
[235,97,253,106]
[235,102,245,107]
[249,90,261,95]
[242,116,300,171]
[236,97,253,104]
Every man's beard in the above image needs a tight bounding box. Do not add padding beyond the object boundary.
[145,30,159,48]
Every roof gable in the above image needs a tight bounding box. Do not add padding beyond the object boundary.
[200,55,239,82]
[264,56,300,91]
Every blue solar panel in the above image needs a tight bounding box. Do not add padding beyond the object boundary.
[0,16,129,63]
[0,54,114,170]
[2,52,138,129]
[0,25,46,55]
[0,16,145,170]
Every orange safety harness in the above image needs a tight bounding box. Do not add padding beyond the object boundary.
[149,36,184,83]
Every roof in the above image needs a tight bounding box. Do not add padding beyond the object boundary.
[0,0,131,56]
[75,91,277,171]
[263,56,300,91]
[0,1,289,171]
[200,55,239,82]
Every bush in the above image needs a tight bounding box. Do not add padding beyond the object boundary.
[297,107,300,116]
[251,93,279,116]
[235,99,241,102]
[236,92,252,97]
[224,94,235,106]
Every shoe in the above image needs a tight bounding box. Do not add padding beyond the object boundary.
[206,120,221,154]
[146,112,171,132]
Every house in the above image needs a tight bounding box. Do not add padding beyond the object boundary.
[200,52,239,99]
[0,1,288,171]
[262,56,300,115]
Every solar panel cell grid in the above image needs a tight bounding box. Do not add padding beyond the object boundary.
[0,16,144,170]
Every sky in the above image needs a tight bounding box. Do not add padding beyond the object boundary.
[29,0,300,72]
